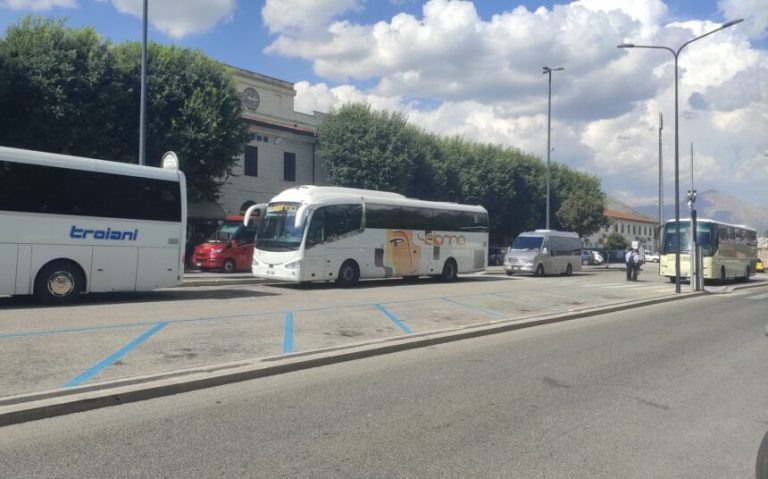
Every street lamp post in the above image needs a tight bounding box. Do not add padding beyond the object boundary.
[617,18,743,293]
[542,66,564,230]
[139,0,148,166]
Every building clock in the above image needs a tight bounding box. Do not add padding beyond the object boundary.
[241,87,260,111]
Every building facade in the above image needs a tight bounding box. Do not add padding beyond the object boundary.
[186,67,327,249]
[218,66,327,215]
[582,209,659,251]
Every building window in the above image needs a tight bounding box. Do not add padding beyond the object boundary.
[621,224,624,234]
[284,152,296,182]
[244,145,258,177]
[632,225,636,234]
[613,224,618,233]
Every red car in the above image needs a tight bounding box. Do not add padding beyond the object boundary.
[192,216,259,273]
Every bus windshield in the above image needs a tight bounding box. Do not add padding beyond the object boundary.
[661,221,714,255]
[256,202,304,252]
[510,236,543,251]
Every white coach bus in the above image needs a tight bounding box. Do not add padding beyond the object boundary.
[244,186,489,286]
[0,146,186,303]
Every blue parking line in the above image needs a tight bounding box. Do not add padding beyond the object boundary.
[282,312,294,353]
[441,297,504,318]
[62,322,168,388]
[374,304,412,335]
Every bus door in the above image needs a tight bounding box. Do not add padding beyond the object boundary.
[302,208,328,281]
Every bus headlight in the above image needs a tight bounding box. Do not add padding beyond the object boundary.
[284,260,302,269]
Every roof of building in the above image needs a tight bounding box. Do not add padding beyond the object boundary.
[604,208,658,224]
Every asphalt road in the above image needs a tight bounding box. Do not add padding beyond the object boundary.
[1,288,766,478]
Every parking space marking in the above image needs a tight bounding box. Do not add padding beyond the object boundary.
[282,312,294,353]
[62,322,168,388]
[374,304,413,335]
[441,297,505,318]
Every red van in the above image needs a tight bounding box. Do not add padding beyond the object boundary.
[192,216,259,273]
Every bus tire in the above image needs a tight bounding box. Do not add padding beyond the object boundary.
[565,264,573,276]
[222,259,236,273]
[742,266,750,282]
[536,264,545,277]
[34,260,84,304]
[668,276,675,283]
[336,260,360,287]
[440,259,458,281]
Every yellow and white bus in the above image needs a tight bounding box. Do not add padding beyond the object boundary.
[245,186,489,286]
[659,218,758,283]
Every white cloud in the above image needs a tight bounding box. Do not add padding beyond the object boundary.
[276,0,767,206]
[718,0,768,38]
[109,0,235,38]
[261,0,361,36]
[0,0,76,10]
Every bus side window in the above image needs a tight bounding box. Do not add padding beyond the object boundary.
[305,208,325,248]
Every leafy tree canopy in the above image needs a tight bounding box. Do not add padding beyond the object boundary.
[318,102,607,244]
[0,16,251,201]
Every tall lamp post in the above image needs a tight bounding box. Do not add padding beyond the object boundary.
[617,18,743,293]
[139,0,148,166]
[543,66,564,230]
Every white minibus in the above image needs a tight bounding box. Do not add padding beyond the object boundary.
[504,229,582,276]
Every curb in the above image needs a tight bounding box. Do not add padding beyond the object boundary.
[0,291,705,428]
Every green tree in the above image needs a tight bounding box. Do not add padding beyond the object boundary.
[318,103,421,194]
[111,42,251,201]
[0,17,121,158]
[606,230,628,250]
[0,17,251,201]
[555,172,607,237]
[316,101,608,245]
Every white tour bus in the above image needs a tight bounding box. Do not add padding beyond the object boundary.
[504,229,582,276]
[0,146,186,303]
[659,218,757,282]
[244,186,489,286]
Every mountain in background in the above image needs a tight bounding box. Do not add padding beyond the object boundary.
[625,190,768,234]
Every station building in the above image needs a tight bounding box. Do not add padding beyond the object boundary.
[582,209,659,251]
[187,67,327,241]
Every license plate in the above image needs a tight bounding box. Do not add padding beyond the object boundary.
[266,270,275,276]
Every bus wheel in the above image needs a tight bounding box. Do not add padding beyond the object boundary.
[441,259,458,281]
[536,264,545,277]
[336,260,360,287]
[35,261,83,304]
[565,264,573,276]
[743,266,750,282]
[222,259,236,273]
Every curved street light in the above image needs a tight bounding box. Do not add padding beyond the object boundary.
[543,66,564,230]
[617,18,743,293]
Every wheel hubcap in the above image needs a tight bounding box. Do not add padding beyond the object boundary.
[47,271,75,297]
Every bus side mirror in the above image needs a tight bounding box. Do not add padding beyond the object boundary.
[295,204,309,229]
[243,203,266,226]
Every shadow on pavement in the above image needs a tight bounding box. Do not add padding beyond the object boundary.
[0,288,279,310]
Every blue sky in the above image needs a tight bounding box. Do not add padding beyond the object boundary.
[1,0,766,207]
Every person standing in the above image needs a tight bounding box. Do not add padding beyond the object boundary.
[625,248,634,281]
[631,248,642,281]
